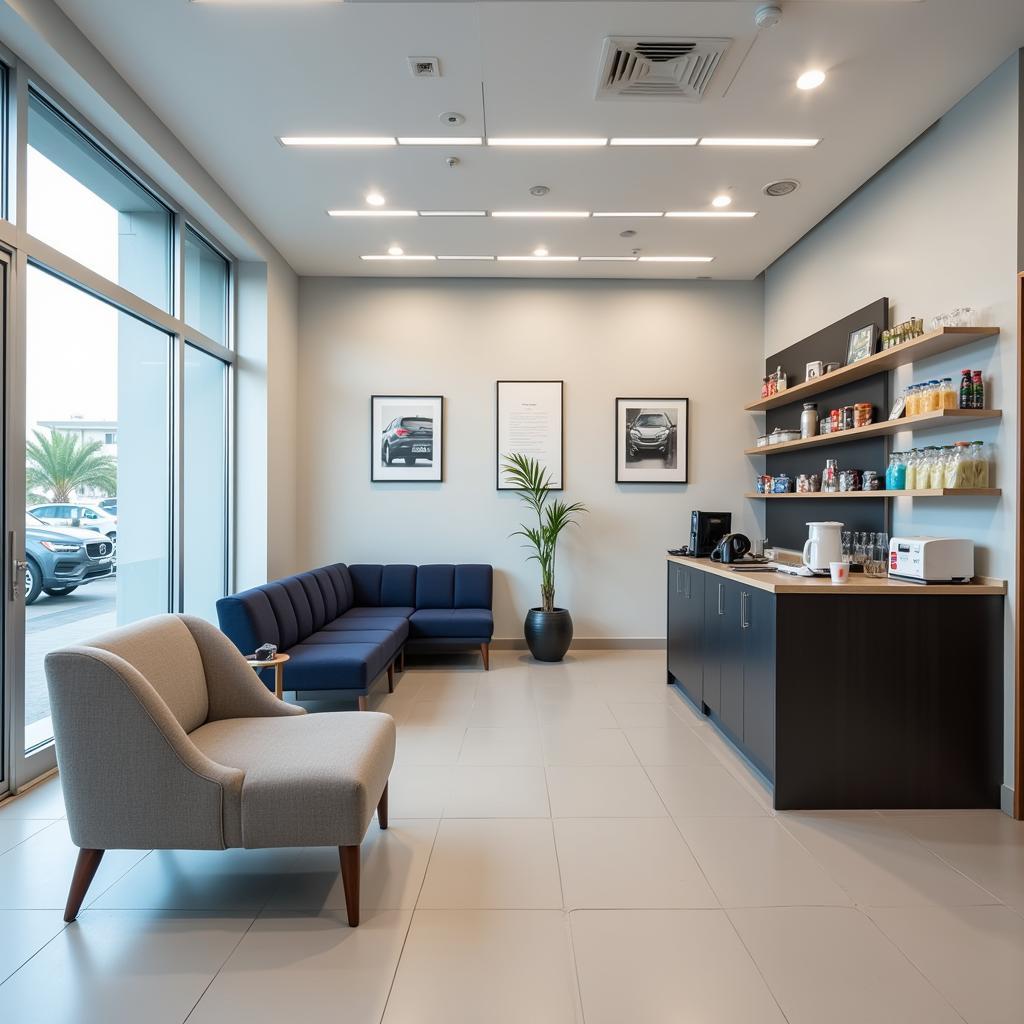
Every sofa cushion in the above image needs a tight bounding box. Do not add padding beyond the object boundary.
[349,564,383,607]
[416,564,455,609]
[298,572,328,632]
[217,589,279,658]
[409,608,494,640]
[262,581,300,650]
[310,567,339,621]
[454,564,493,610]
[338,606,415,621]
[285,642,391,692]
[189,711,395,848]
[325,564,354,614]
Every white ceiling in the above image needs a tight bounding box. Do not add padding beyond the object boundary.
[54,0,1024,279]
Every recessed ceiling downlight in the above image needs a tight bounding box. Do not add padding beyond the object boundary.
[796,69,826,91]
[387,246,404,256]
[533,246,550,257]
[711,194,732,208]
[365,192,386,207]
[763,179,800,197]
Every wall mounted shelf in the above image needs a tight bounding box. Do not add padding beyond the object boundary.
[745,408,1003,456]
[746,326,1000,412]
[746,488,1001,500]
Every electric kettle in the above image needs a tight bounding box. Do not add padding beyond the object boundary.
[802,521,843,573]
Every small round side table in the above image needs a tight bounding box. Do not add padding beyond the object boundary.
[248,652,290,699]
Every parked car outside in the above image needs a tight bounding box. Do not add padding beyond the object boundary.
[381,416,433,465]
[28,502,117,543]
[98,497,117,515]
[627,410,675,460]
[24,512,115,604]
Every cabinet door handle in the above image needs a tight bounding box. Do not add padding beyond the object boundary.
[741,592,750,629]
[718,582,725,616]
[684,571,691,600]
[675,567,682,594]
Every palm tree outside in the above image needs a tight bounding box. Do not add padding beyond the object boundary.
[26,428,117,504]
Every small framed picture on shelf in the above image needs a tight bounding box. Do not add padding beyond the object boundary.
[846,324,877,365]
[888,394,907,421]
[805,360,824,381]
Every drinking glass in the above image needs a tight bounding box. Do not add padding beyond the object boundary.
[842,531,852,564]
[865,533,890,577]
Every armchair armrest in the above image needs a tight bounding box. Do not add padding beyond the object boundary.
[180,615,306,722]
[45,647,244,851]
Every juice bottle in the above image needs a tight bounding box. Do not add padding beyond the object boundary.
[940,377,956,409]
[959,369,973,409]
[972,371,985,410]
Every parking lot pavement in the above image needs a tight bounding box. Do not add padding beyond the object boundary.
[25,577,116,728]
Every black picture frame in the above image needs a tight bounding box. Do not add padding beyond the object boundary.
[496,380,564,491]
[846,324,877,365]
[370,395,444,482]
[615,397,690,484]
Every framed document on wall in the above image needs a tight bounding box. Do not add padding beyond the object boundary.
[496,380,563,490]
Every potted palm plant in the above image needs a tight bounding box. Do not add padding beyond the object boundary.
[502,453,587,662]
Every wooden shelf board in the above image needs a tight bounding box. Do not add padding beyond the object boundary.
[746,488,1001,500]
[747,327,1000,412]
[745,408,1003,456]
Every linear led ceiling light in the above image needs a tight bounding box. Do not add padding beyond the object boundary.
[487,138,608,147]
[491,211,591,218]
[361,254,436,261]
[437,255,496,261]
[328,209,418,217]
[665,211,757,218]
[592,211,664,218]
[397,137,483,146]
[418,210,487,217]
[609,138,698,146]
[637,256,714,263]
[279,136,396,146]
[699,137,819,147]
[497,255,580,262]
[581,256,640,262]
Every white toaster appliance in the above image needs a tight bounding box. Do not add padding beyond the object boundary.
[888,536,974,583]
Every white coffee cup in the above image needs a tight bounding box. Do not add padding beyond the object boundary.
[829,561,849,584]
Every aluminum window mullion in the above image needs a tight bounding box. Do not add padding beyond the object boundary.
[172,332,185,614]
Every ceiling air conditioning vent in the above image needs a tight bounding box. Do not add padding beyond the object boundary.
[597,36,731,101]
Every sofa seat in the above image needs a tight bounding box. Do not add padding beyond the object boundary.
[190,711,395,848]
[410,608,494,639]
[285,641,392,691]
[320,609,413,634]
[340,606,415,620]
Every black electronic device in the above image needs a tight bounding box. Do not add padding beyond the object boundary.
[711,533,752,564]
[689,511,732,558]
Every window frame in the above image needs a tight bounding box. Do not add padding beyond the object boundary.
[0,46,238,791]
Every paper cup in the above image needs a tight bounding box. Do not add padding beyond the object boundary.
[829,561,849,584]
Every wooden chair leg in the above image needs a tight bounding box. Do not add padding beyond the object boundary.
[398,649,405,673]
[339,844,360,927]
[480,642,490,671]
[387,661,395,693]
[377,782,389,830]
[64,848,104,922]
[357,694,368,711]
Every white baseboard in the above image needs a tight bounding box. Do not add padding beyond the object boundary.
[1001,785,1015,816]
[491,637,666,651]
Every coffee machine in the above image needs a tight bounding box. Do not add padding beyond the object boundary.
[689,511,732,557]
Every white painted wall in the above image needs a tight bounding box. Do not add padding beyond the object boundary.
[297,277,764,640]
[764,55,1020,794]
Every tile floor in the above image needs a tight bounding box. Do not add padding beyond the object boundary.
[0,648,1022,1023]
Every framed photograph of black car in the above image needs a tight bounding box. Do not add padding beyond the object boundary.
[845,323,877,365]
[371,395,443,482]
[616,398,689,484]
[496,380,563,491]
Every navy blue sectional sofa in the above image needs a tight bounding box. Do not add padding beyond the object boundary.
[216,563,493,707]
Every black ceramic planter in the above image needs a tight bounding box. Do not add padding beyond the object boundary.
[524,608,574,662]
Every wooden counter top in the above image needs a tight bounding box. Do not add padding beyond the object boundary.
[667,554,1006,596]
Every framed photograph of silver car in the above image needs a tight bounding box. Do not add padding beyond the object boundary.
[371,395,443,482]
[616,398,689,484]
[496,380,563,490]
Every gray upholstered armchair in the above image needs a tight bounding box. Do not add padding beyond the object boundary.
[45,613,395,926]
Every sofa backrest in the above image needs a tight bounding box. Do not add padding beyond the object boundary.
[216,562,493,655]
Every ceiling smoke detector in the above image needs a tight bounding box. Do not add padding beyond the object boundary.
[529,185,551,197]
[596,36,731,101]
[754,5,782,29]
[409,56,440,78]
[438,111,465,126]
[763,179,799,197]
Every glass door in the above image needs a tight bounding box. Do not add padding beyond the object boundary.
[0,247,9,799]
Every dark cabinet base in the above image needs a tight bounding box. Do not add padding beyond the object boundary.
[667,560,1003,811]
